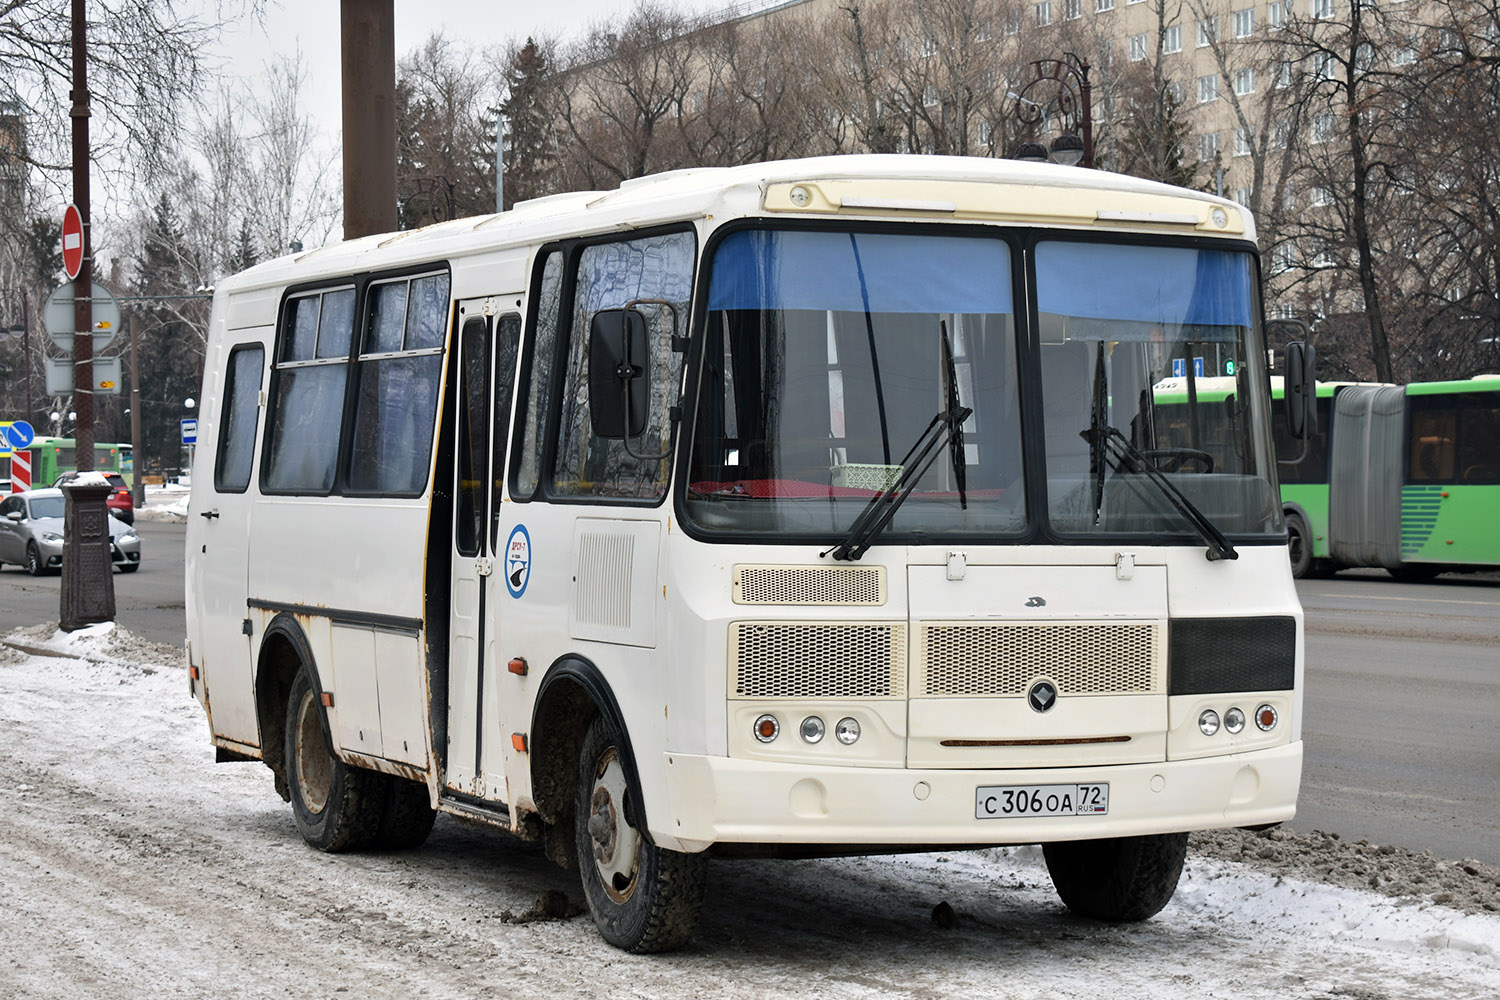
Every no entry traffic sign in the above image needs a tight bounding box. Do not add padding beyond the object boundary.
[62,203,84,280]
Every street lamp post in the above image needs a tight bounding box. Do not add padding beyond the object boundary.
[1012,52,1093,168]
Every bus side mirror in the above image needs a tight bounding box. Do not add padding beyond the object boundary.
[1284,341,1317,439]
[589,308,650,439]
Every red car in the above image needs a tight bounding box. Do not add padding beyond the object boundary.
[51,472,135,525]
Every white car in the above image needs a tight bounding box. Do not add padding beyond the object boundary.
[0,488,141,575]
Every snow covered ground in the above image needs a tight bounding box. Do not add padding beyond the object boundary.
[2,623,1497,999]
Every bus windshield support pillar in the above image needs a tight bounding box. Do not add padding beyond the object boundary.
[59,480,115,632]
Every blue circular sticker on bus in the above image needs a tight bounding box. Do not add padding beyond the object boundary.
[505,524,531,598]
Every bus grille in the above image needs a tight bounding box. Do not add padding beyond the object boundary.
[731,622,906,699]
[732,565,886,606]
[917,622,1161,697]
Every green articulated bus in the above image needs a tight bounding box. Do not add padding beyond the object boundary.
[26,437,134,488]
[1157,375,1500,578]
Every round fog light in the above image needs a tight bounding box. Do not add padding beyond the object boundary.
[1198,709,1221,736]
[835,717,861,745]
[1224,707,1246,734]
[1255,704,1279,731]
[753,714,780,743]
[800,716,826,744]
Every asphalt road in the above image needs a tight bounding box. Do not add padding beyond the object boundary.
[1290,570,1500,866]
[0,519,186,648]
[2,527,1496,863]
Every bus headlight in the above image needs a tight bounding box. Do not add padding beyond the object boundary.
[1224,707,1246,734]
[753,714,780,743]
[799,716,826,744]
[1198,709,1221,736]
[835,717,861,745]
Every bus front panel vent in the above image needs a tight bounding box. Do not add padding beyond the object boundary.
[730,622,906,699]
[732,565,886,606]
[916,621,1162,698]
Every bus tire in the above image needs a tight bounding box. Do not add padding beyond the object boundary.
[284,668,383,852]
[374,776,437,850]
[25,542,45,576]
[575,715,706,953]
[1043,832,1188,922]
[1285,513,1312,579]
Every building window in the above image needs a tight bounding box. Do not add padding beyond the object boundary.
[1277,60,1293,87]
[1272,242,1295,273]
[1235,127,1253,155]
[1129,33,1149,60]
[1005,11,1021,33]
[1313,112,1335,143]
[923,35,939,57]
[1164,25,1182,53]
[1268,2,1284,27]
[1313,0,1335,18]
[1311,187,1333,206]
[978,120,994,144]
[1313,52,1336,80]
[1234,67,1256,94]
[1393,45,1416,65]
[924,84,939,107]
[1200,131,1219,161]
[1233,185,1253,204]
[1198,17,1218,46]
[1233,8,1255,35]
[1167,80,1185,104]
[1065,0,1082,19]
[1096,0,1115,11]
[1036,1,1052,26]
[1198,74,1219,103]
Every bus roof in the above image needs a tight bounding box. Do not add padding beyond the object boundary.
[1405,376,1500,396]
[216,155,1255,300]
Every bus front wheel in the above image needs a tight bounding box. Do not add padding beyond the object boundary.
[284,669,384,852]
[574,715,707,953]
[1043,832,1188,922]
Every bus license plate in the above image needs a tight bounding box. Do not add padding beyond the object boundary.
[975,783,1109,819]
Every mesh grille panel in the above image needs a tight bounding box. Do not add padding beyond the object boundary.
[732,622,906,698]
[920,622,1160,696]
[734,565,885,606]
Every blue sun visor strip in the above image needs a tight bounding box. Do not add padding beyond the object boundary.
[1036,242,1254,336]
[707,230,1013,315]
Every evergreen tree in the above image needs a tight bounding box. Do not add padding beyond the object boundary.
[500,37,559,208]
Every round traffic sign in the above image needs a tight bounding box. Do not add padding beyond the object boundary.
[62,204,85,281]
[43,281,120,352]
[3,420,35,450]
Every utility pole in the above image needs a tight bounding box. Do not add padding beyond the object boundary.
[129,314,143,507]
[70,0,94,472]
[341,0,397,238]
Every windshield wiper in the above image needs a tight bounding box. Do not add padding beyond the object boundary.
[1080,424,1239,561]
[940,321,968,511]
[822,399,972,562]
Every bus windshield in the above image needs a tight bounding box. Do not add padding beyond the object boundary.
[686,229,1280,543]
[1037,241,1282,539]
[686,228,1026,538]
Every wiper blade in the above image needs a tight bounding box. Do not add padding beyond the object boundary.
[822,401,972,562]
[940,320,968,510]
[1082,424,1239,561]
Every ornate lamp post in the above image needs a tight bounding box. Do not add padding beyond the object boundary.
[1012,52,1093,168]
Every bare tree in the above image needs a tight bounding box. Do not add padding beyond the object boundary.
[397,34,500,228]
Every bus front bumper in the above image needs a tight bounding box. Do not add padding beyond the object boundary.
[655,742,1301,853]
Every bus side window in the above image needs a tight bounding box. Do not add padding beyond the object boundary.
[264,288,355,494]
[552,230,695,501]
[490,314,522,550]
[513,252,564,500]
[215,345,265,493]
[346,272,449,495]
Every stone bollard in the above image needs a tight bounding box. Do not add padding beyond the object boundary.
[59,479,117,631]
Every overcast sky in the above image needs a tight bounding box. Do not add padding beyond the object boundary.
[210,0,723,139]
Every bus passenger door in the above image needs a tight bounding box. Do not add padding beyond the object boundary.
[445,303,521,798]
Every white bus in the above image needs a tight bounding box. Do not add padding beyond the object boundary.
[186,155,1303,952]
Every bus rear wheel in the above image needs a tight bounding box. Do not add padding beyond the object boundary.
[574,715,707,953]
[1043,832,1188,922]
[285,669,383,852]
[1285,513,1312,578]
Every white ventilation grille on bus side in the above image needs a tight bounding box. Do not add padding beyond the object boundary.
[575,532,635,630]
[730,622,907,699]
[732,565,886,606]
[916,622,1162,697]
